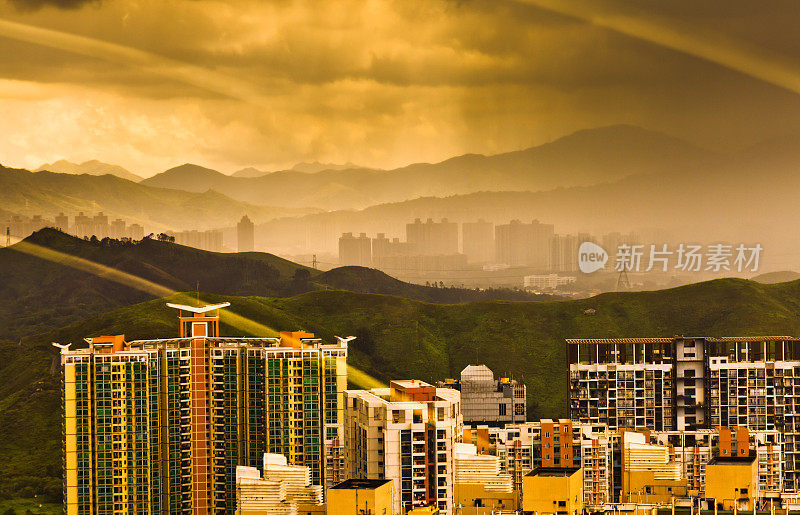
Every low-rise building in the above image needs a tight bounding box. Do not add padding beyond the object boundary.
[522,467,583,515]
[705,454,759,511]
[327,478,394,515]
[453,442,516,514]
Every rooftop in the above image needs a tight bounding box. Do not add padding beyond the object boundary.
[526,466,582,477]
[708,454,756,465]
[330,479,392,490]
[566,336,799,344]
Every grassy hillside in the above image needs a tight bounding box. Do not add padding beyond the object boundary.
[0,229,552,340]
[4,277,800,501]
[0,228,318,339]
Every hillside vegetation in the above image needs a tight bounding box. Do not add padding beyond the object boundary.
[4,277,800,501]
[0,229,553,340]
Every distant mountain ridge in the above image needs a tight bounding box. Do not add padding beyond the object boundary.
[0,164,318,231]
[36,159,142,182]
[141,125,714,210]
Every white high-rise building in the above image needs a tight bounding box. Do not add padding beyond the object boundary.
[343,380,463,515]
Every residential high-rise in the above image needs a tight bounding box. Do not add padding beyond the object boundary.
[237,215,255,252]
[171,229,224,252]
[343,380,463,515]
[461,219,494,264]
[109,218,126,239]
[57,302,349,514]
[494,219,554,269]
[463,421,781,508]
[93,212,109,239]
[406,218,458,256]
[438,365,526,425]
[550,234,580,272]
[568,335,800,492]
[55,212,69,232]
[338,232,372,266]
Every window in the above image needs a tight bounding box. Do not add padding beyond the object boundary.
[558,501,566,507]
[741,489,748,495]
[499,404,506,416]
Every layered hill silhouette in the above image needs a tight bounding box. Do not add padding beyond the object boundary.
[141,125,712,210]
[5,275,800,501]
[0,164,317,231]
[0,229,551,340]
[36,159,142,182]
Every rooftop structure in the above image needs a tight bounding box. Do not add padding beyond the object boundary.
[438,365,526,425]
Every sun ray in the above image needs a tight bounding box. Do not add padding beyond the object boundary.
[6,234,385,388]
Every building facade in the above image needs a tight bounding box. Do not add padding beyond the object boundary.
[237,215,255,252]
[338,232,372,266]
[58,302,348,514]
[343,380,463,515]
[568,336,800,491]
[438,365,526,425]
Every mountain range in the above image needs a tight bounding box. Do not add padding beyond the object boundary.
[231,161,363,178]
[0,164,317,231]
[141,125,712,210]
[36,159,141,182]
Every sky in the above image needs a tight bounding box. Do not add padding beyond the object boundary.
[2,0,800,177]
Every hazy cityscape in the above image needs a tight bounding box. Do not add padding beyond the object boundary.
[4,1,800,515]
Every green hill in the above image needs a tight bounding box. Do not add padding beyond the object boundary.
[0,229,552,340]
[4,276,800,501]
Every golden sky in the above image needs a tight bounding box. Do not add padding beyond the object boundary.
[2,0,800,176]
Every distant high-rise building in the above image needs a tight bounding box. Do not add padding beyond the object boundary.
[344,380,463,515]
[371,233,413,268]
[550,234,580,272]
[339,232,372,266]
[74,212,92,237]
[56,303,349,514]
[406,218,458,256]
[172,229,224,252]
[237,215,255,252]
[109,218,126,239]
[54,212,69,232]
[495,219,554,269]
[92,212,109,239]
[127,223,144,240]
[462,219,494,264]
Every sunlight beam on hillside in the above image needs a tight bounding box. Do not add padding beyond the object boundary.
[517,0,800,96]
[0,18,270,107]
[6,235,386,388]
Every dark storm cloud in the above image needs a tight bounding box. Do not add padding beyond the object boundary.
[2,0,800,175]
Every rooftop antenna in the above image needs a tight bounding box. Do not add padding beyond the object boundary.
[5,227,9,247]
[312,254,317,269]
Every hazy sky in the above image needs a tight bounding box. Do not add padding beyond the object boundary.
[2,0,800,176]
